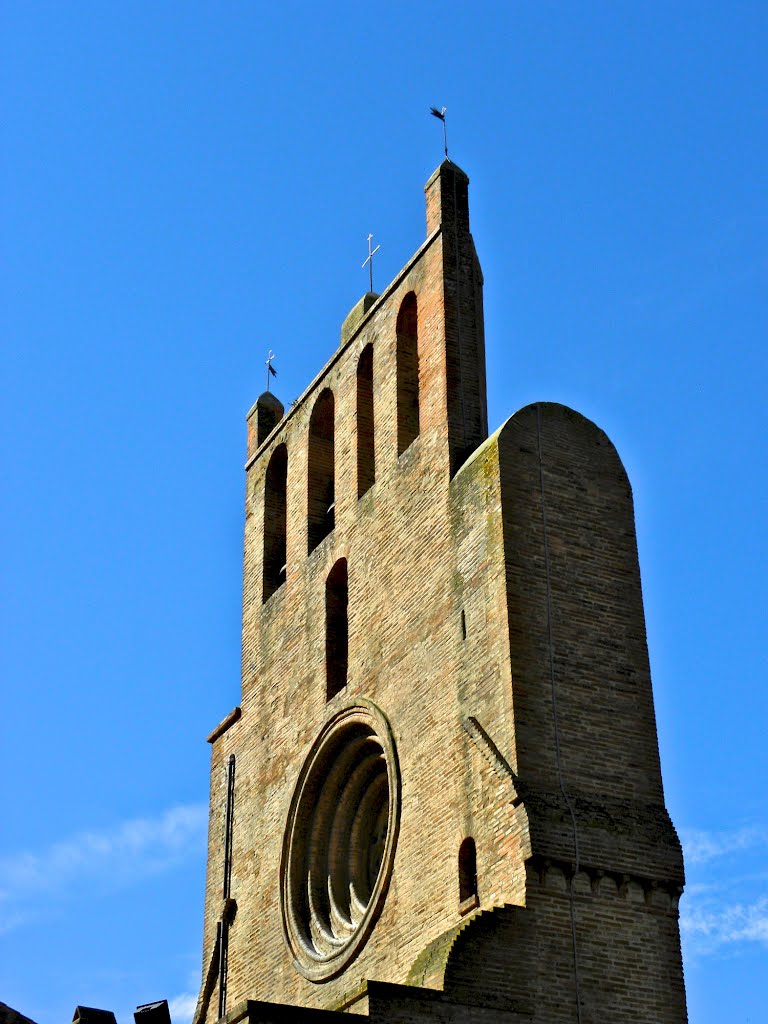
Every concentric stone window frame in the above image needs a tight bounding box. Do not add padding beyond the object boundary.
[280,700,401,982]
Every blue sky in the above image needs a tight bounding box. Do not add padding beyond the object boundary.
[1,2,766,1021]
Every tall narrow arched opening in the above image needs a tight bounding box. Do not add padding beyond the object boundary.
[396,292,420,455]
[325,558,348,700]
[458,836,478,911]
[307,389,335,553]
[357,344,375,497]
[262,444,288,602]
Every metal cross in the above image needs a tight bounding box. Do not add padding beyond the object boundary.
[265,350,277,392]
[362,233,380,294]
[430,106,448,159]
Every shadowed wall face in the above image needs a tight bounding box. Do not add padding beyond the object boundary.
[498,404,665,804]
[494,402,686,1023]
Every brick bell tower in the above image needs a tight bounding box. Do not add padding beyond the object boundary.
[193,161,688,1024]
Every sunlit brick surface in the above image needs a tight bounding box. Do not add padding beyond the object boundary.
[194,163,687,1024]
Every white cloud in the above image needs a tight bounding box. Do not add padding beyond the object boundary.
[168,992,198,1024]
[0,906,35,937]
[680,825,768,866]
[0,803,207,922]
[681,894,768,957]
[678,823,768,961]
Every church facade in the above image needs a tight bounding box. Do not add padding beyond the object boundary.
[193,161,688,1024]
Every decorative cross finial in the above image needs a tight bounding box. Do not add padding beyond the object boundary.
[362,233,380,294]
[430,106,448,159]
[265,350,277,392]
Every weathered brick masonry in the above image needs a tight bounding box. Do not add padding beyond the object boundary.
[194,161,688,1024]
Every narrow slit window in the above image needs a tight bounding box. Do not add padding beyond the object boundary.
[396,292,420,455]
[326,558,348,700]
[357,344,375,497]
[458,837,478,910]
[262,444,288,601]
[307,389,335,553]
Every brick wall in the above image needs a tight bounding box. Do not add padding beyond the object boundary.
[194,163,687,1024]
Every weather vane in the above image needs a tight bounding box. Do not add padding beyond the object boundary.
[265,350,277,392]
[362,233,380,293]
[430,106,448,159]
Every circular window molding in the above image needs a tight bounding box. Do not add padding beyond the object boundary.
[280,701,400,982]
